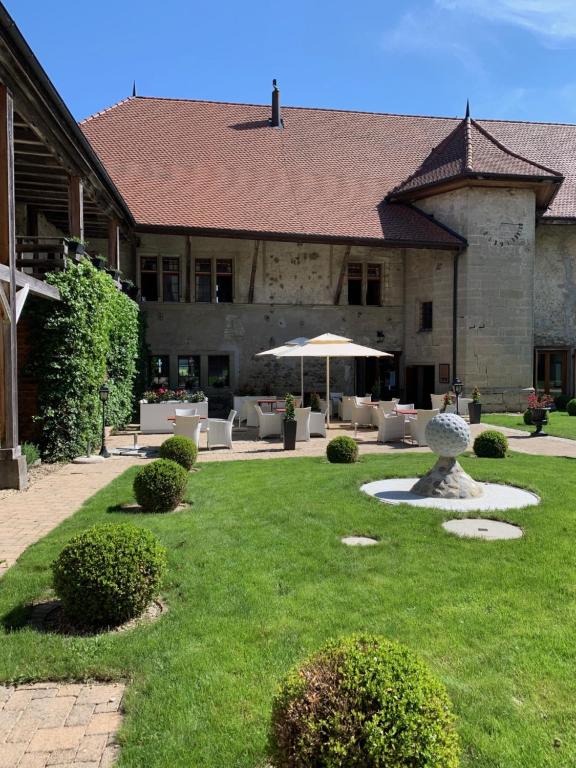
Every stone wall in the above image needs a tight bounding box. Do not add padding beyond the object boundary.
[417,186,536,410]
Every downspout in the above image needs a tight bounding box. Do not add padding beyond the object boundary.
[452,249,460,379]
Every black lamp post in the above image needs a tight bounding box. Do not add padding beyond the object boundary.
[452,377,463,416]
[99,383,110,458]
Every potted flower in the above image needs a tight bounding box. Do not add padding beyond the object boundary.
[66,236,86,257]
[91,253,107,270]
[283,393,297,450]
[309,392,321,413]
[468,387,482,424]
[527,392,554,436]
[441,391,454,413]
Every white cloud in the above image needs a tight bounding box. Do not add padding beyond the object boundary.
[436,0,576,41]
[382,9,487,75]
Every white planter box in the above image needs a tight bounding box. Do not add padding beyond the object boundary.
[139,400,208,434]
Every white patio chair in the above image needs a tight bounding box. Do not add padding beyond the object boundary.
[458,397,472,417]
[338,396,355,421]
[352,401,374,430]
[318,399,327,413]
[330,392,343,418]
[295,407,311,441]
[376,411,405,443]
[378,400,397,415]
[255,405,283,439]
[175,407,197,417]
[174,415,202,447]
[408,409,440,446]
[430,394,444,411]
[394,403,414,411]
[246,399,263,427]
[309,409,327,437]
[207,410,236,449]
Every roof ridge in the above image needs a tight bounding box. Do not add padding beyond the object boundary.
[79,96,135,125]
[470,118,562,177]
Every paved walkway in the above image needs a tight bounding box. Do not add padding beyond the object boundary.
[0,681,124,768]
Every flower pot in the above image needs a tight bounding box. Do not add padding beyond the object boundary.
[67,241,85,256]
[283,419,297,450]
[530,407,549,436]
[468,402,482,424]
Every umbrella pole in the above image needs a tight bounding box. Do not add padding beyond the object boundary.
[301,357,304,403]
[326,356,330,429]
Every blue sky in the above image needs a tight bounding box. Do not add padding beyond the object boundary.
[6,0,576,123]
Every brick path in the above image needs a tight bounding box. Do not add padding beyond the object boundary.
[0,682,124,767]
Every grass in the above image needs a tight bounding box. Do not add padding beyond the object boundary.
[483,410,576,440]
[0,452,575,767]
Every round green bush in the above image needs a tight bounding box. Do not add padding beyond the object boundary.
[269,634,460,768]
[133,458,188,512]
[523,409,533,425]
[567,399,576,416]
[52,523,166,628]
[473,430,508,458]
[326,435,358,464]
[554,394,571,412]
[159,435,197,469]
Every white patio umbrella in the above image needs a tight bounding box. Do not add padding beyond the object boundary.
[255,337,309,400]
[279,333,392,427]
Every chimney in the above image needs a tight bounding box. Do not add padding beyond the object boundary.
[271,79,283,128]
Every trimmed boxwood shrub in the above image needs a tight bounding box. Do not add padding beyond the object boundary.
[269,634,460,767]
[159,435,197,470]
[326,435,358,464]
[473,430,508,458]
[523,409,533,425]
[133,459,188,512]
[554,394,571,412]
[567,398,576,416]
[52,523,166,628]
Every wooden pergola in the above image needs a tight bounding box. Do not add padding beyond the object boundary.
[0,6,134,488]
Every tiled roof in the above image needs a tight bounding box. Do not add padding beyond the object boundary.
[80,97,576,245]
[390,116,562,198]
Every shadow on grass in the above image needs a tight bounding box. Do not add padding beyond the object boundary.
[1,603,32,632]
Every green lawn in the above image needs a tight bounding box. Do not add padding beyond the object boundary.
[1,453,575,767]
[483,410,576,439]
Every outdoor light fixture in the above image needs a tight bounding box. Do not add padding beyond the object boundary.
[99,383,110,458]
[452,377,463,415]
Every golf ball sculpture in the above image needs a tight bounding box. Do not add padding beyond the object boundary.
[411,412,483,499]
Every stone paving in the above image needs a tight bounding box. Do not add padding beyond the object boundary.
[0,681,124,768]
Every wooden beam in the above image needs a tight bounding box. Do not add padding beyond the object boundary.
[334,245,351,305]
[68,174,84,240]
[0,263,60,300]
[0,83,18,453]
[108,216,120,270]
[248,241,259,303]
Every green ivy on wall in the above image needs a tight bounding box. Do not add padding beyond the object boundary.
[30,260,142,461]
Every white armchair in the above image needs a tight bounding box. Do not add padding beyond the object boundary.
[174,415,202,447]
[309,409,327,437]
[255,405,283,439]
[352,401,374,429]
[175,407,197,417]
[378,400,397,415]
[338,396,355,421]
[430,394,444,411]
[395,403,414,411]
[376,411,405,443]
[458,397,472,417]
[207,410,236,449]
[295,407,311,441]
[408,409,440,446]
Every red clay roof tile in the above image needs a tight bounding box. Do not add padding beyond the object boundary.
[80,97,575,244]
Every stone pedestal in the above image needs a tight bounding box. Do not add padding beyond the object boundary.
[0,451,28,490]
[411,456,483,499]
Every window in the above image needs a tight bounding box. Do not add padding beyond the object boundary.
[216,259,233,303]
[347,262,383,306]
[366,264,381,306]
[140,257,158,302]
[178,355,201,389]
[420,301,433,331]
[195,259,212,302]
[347,263,363,305]
[148,355,169,388]
[208,355,230,388]
[162,257,180,302]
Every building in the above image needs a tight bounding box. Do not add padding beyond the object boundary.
[2,3,576,485]
[81,89,576,412]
